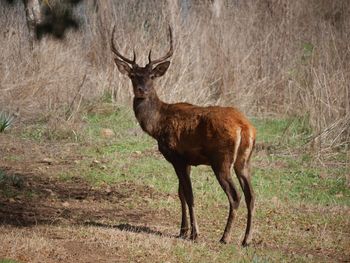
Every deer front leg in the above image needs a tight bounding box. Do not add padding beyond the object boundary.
[178,181,189,238]
[173,163,199,240]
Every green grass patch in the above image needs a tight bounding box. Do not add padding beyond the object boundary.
[0,172,24,189]
[0,259,21,263]
[70,108,349,207]
[20,123,47,141]
[84,106,136,139]
[2,155,23,162]
[254,166,349,206]
[127,156,176,192]
[0,171,38,199]
[20,121,81,142]
[0,111,15,132]
[252,116,312,147]
[42,105,348,209]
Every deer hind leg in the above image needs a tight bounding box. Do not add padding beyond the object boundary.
[173,163,199,240]
[234,139,255,246]
[212,161,241,244]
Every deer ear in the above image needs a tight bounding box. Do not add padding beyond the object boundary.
[114,58,132,75]
[151,61,170,78]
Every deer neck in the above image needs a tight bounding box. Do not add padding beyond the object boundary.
[133,91,163,138]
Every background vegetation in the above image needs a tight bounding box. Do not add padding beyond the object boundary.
[0,0,349,262]
[0,0,349,149]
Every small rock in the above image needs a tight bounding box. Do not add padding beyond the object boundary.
[271,196,280,207]
[134,151,142,155]
[319,173,327,179]
[42,158,54,165]
[106,186,112,194]
[100,128,115,138]
[62,201,70,207]
[44,188,55,196]
[335,193,343,198]
[9,198,15,203]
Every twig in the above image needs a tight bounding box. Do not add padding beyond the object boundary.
[65,74,87,121]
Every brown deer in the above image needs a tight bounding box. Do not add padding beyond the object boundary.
[111,26,256,246]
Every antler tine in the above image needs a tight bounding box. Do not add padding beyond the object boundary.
[111,25,136,65]
[132,49,136,64]
[148,49,152,65]
[148,26,173,66]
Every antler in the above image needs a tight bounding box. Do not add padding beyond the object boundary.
[147,26,173,67]
[111,25,136,65]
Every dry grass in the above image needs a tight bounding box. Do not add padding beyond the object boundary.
[0,225,237,263]
[2,219,346,263]
[0,1,349,146]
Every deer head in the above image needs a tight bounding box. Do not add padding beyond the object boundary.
[111,26,173,99]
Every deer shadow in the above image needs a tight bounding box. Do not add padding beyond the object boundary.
[0,169,170,240]
[83,221,173,238]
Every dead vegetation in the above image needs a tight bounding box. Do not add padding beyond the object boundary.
[0,0,349,149]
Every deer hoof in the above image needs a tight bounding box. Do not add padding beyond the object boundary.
[189,232,198,241]
[178,232,187,239]
[241,239,251,247]
[219,237,229,244]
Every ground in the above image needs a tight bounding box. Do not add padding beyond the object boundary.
[0,104,349,262]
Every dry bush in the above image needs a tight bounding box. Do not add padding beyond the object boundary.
[0,0,349,149]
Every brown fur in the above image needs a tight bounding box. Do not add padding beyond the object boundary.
[112,28,256,246]
[142,101,255,166]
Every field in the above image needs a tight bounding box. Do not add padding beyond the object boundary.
[0,103,349,262]
[1,0,349,262]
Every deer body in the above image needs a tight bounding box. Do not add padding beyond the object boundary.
[134,96,254,166]
[111,26,256,246]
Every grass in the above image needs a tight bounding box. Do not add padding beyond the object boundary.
[0,225,307,263]
[255,166,349,205]
[252,116,312,147]
[0,113,13,133]
[22,104,347,207]
[0,172,24,189]
[75,107,349,205]
[0,104,349,262]
[69,106,350,222]
[0,259,20,263]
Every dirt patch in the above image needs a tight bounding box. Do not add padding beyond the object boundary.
[0,133,175,231]
[0,170,171,228]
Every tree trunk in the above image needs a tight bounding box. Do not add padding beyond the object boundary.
[22,0,42,47]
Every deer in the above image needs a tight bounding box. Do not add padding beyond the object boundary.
[111,26,256,246]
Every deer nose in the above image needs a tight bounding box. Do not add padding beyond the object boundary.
[137,86,146,92]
